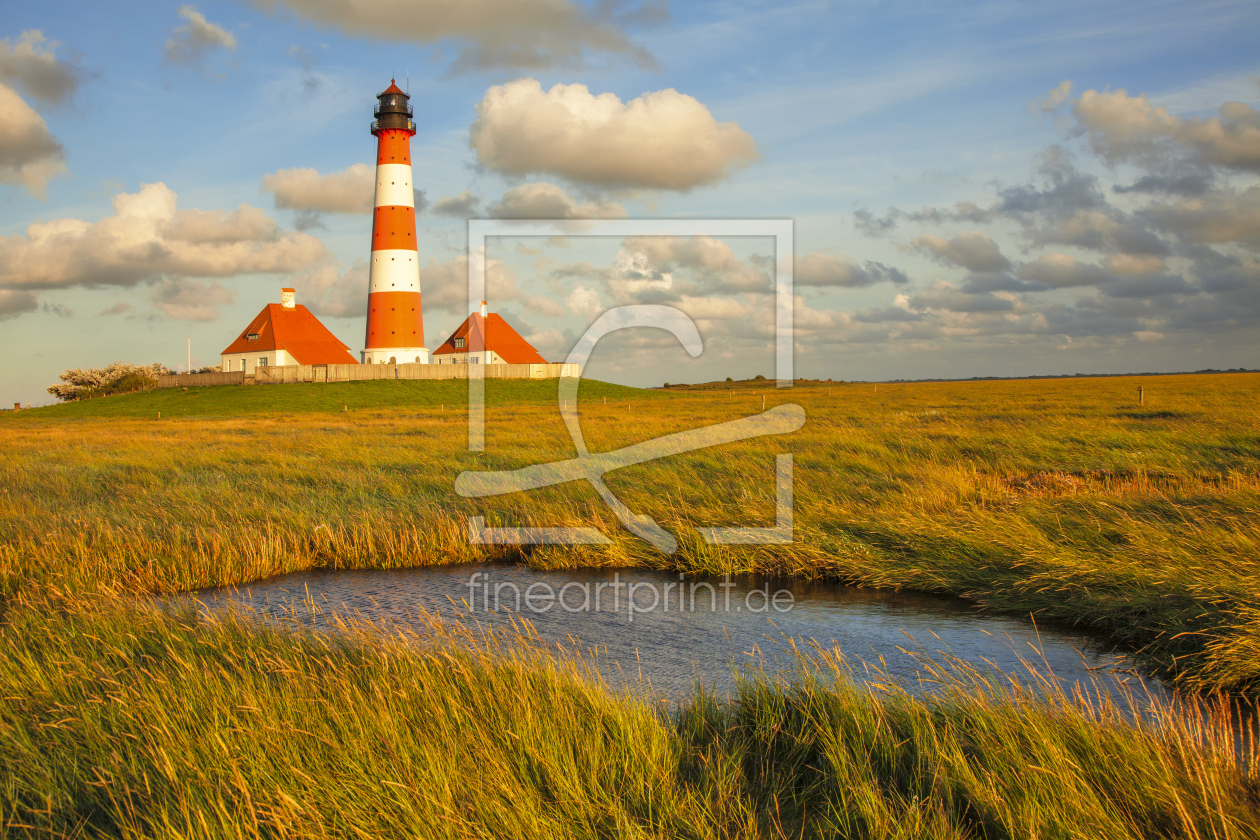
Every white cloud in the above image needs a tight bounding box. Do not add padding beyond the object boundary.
[565,285,602,319]
[151,278,237,321]
[676,295,751,321]
[415,254,521,314]
[1143,185,1260,249]
[470,79,758,191]
[262,163,374,214]
[98,302,132,317]
[1068,87,1260,172]
[524,327,566,353]
[910,280,1016,313]
[165,6,237,67]
[1036,79,1073,114]
[248,0,654,72]
[289,261,367,318]
[0,30,82,105]
[0,82,65,198]
[488,182,625,219]
[1102,253,1165,275]
[0,183,327,304]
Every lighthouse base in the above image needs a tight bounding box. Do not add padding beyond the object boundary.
[363,347,429,365]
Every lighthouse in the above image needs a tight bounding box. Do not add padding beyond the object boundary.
[362,80,427,364]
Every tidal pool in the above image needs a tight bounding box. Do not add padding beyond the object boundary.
[186,563,1170,708]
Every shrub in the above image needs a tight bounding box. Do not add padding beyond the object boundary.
[47,362,169,402]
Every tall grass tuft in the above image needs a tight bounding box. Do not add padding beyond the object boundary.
[0,597,1255,838]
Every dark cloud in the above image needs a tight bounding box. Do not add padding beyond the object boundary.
[165,6,237,68]
[853,208,901,237]
[0,289,38,318]
[959,272,1046,293]
[994,147,1107,216]
[433,190,481,217]
[0,82,65,197]
[0,30,83,106]
[795,252,907,287]
[1017,254,1113,289]
[1100,273,1196,298]
[1113,170,1212,197]
[251,0,660,73]
[911,231,1011,273]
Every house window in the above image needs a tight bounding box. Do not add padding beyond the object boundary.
[471,356,479,365]
[247,333,259,341]
[258,357,268,367]
[454,338,465,349]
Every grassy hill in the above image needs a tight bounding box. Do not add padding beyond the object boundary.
[1,372,1257,836]
[13,378,654,419]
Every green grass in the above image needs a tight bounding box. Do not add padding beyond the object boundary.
[1,599,1254,839]
[30,378,651,418]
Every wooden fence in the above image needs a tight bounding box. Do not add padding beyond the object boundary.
[158,364,580,388]
[156,371,245,388]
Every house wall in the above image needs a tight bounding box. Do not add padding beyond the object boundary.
[432,350,504,365]
[221,349,287,374]
[362,347,429,365]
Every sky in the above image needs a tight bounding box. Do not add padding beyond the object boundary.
[1,0,1258,404]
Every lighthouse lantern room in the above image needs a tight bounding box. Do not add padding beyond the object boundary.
[362,80,427,364]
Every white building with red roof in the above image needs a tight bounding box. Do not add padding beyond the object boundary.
[431,301,549,365]
[221,288,359,373]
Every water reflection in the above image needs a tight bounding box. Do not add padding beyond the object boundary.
[185,563,1168,708]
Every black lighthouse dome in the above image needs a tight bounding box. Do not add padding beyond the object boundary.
[372,79,415,135]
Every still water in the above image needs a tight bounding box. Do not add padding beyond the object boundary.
[186,563,1169,707]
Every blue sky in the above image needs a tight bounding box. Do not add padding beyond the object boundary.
[2,0,1257,403]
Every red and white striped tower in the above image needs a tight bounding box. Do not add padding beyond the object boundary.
[362,80,427,364]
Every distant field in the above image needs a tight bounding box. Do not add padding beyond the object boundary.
[3,372,1258,694]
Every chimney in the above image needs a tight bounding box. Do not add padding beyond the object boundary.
[480,300,488,317]
[281,288,296,309]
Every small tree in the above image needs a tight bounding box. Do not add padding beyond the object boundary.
[47,362,170,401]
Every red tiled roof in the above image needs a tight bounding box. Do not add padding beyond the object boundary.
[221,304,359,365]
[432,312,548,364]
